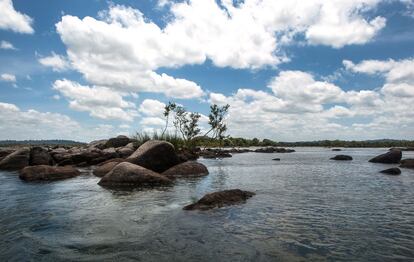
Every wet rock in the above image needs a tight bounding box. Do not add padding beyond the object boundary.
[0,147,15,161]
[330,155,353,161]
[332,148,342,151]
[104,135,130,149]
[183,189,255,211]
[162,161,209,179]
[98,162,172,187]
[272,158,281,161]
[0,148,30,170]
[93,160,122,177]
[379,167,401,175]
[116,146,135,158]
[19,165,80,181]
[29,146,54,166]
[255,147,295,153]
[199,149,232,159]
[400,159,414,169]
[126,140,180,173]
[177,149,199,162]
[369,150,402,164]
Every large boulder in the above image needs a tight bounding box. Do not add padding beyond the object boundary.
[93,160,122,177]
[98,162,172,187]
[162,161,209,179]
[29,147,54,165]
[19,165,80,181]
[400,159,414,169]
[369,150,402,164]
[104,135,130,149]
[330,155,353,161]
[380,167,401,175]
[126,140,180,173]
[183,189,255,211]
[0,148,30,171]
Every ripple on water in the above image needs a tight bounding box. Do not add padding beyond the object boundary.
[0,148,413,261]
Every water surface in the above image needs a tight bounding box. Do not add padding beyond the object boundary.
[1,148,413,261]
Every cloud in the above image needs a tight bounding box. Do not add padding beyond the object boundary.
[139,99,165,116]
[54,1,390,101]
[0,101,126,141]
[0,0,34,34]
[38,52,71,72]
[53,79,138,122]
[0,40,16,50]
[208,68,414,141]
[1,73,16,82]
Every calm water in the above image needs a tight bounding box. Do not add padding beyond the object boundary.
[0,148,413,262]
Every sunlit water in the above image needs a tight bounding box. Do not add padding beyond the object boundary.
[1,148,413,261]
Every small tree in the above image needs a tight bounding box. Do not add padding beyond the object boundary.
[162,102,177,137]
[172,105,201,146]
[205,104,230,138]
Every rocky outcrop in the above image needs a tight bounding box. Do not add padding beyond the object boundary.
[183,189,255,211]
[380,167,401,175]
[255,147,295,153]
[98,162,172,187]
[116,142,136,158]
[93,160,122,177]
[19,165,80,181]
[369,150,402,164]
[400,159,414,169]
[104,135,130,149]
[0,148,30,170]
[199,149,232,159]
[162,161,208,179]
[29,146,54,166]
[126,140,180,173]
[330,155,353,161]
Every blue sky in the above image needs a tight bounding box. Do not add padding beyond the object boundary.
[0,0,413,142]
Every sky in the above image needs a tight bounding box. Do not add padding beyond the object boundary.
[0,0,413,142]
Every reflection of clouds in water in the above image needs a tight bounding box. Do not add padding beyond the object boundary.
[0,148,414,261]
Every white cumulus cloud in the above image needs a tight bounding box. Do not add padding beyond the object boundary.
[0,40,16,50]
[1,73,16,82]
[0,0,34,34]
[38,52,71,72]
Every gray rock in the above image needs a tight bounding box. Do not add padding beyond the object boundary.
[379,167,401,175]
[126,140,180,173]
[98,162,172,187]
[162,161,209,178]
[0,147,30,170]
[104,135,130,148]
[19,165,80,181]
[330,155,353,161]
[400,159,414,169]
[369,150,402,164]
[183,189,255,211]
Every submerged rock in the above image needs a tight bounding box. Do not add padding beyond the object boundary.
[369,150,402,164]
[400,159,414,169]
[330,155,353,161]
[332,148,342,151]
[183,189,255,211]
[19,165,80,181]
[0,148,30,170]
[199,149,232,159]
[162,161,209,179]
[379,167,401,175]
[272,158,281,161]
[255,147,295,153]
[98,162,172,187]
[126,140,180,173]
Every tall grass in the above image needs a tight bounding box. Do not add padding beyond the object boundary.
[133,131,185,149]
